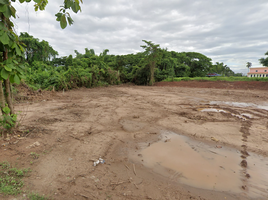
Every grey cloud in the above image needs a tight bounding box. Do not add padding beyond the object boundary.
[11,0,268,73]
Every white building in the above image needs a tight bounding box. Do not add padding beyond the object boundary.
[247,67,268,78]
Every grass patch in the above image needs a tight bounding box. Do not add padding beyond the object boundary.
[163,76,268,82]
[30,152,40,159]
[28,192,49,200]
[0,161,29,195]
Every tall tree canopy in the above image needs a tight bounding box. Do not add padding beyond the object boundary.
[210,62,235,77]
[140,40,162,85]
[19,32,58,63]
[183,52,212,77]
[259,51,268,67]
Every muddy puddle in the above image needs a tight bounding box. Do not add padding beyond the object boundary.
[199,108,249,120]
[131,132,268,199]
[209,101,268,111]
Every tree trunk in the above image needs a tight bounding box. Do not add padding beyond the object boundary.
[149,62,155,86]
[0,82,7,138]
[4,78,14,115]
[3,50,14,115]
[0,81,6,114]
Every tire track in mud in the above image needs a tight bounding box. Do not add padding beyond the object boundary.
[239,120,252,194]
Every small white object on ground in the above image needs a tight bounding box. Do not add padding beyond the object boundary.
[93,157,105,166]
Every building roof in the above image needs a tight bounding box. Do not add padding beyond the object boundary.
[249,67,268,69]
[248,72,268,74]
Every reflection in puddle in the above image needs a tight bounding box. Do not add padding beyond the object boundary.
[209,101,268,111]
[199,108,227,113]
[134,132,268,198]
[199,108,248,120]
[241,113,254,118]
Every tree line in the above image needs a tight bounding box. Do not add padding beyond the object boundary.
[21,33,242,90]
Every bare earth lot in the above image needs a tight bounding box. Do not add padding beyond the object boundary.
[1,81,268,200]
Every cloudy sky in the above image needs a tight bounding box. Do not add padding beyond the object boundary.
[12,0,268,74]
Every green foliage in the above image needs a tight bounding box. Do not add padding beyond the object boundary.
[0,104,17,130]
[19,32,58,64]
[163,76,268,82]
[208,62,235,77]
[30,152,39,159]
[25,40,236,88]
[26,49,120,90]
[0,161,28,195]
[55,0,82,29]
[0,0,83,134]
[140,40,162,85]
[0,57,24,83]
[259,51,268,67]
[28,192,49,200]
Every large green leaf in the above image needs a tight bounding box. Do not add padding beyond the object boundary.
[65,0,73,8]
[4,65,12,72]
[67,16,74,25]
[5,58,12,64]
[11,41,16,49]
[15,45,22,56]
[3,106,10,115]
[9,74,14,83]
[60,14,67,29]
[71,2,80,13]
[18,44,25,52]
[13,60,18,64]
[0,32,9,45]
[55,12,62,21]
[33,0,41,3]
[0,0,9,4]
[0,22,8,32]
[3,5,11,18]
[10,74,20,84]
[1,68,9,80]
[0,4,7,12]
[10,5,16,18]
[14,74,20,84]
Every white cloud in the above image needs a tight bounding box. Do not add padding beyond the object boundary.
[12,0,268,73]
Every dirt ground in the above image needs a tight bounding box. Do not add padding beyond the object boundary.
[1,81,268,200]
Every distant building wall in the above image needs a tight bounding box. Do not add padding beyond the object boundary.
[247,67,268,78]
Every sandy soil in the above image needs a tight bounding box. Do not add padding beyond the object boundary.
[1,81,268,200]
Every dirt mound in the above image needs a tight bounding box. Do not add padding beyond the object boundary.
[154,80,268,90]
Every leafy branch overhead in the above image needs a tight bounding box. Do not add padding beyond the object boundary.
[0,0,83,134]
[2,0,82,29]
[56,0,83,29]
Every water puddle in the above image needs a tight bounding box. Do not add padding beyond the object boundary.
[199,108,248,120]
[132,132,268,198]
[209,101,268,111]
[199,108,227,113]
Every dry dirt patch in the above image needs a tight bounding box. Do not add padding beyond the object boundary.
[1,83,268,200]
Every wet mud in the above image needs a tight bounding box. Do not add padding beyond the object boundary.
[131,131,268,199]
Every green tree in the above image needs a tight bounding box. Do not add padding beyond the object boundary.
[259,52,268,67]
[246,62,252,72]
[19,32,58,63]
[0,0,82,136]
[183,52,212,77]
[140,40,162,85]
[209,62,235,77]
